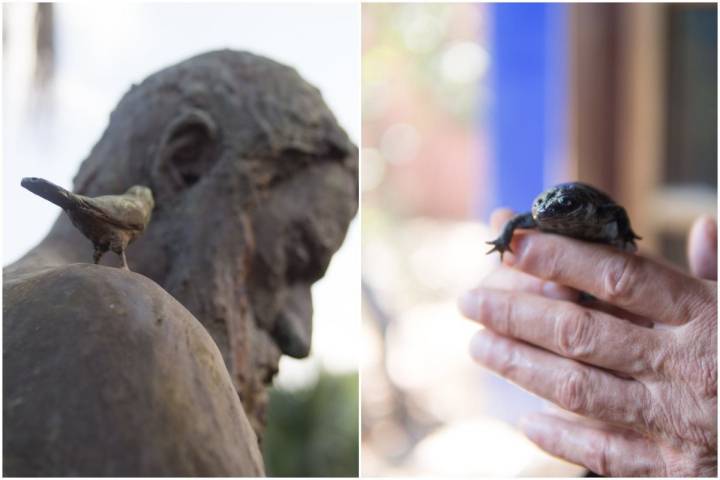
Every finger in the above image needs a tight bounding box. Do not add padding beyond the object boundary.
[469,330,651,429]
[490,208,516,235]
[520,412,664,477]
[479,267,579,302]
[505,231,713,325]
[462,289,665,376]
[479,268,653,327]
[541,404,643,436]
[576,297,654,328]
[688,215,717,281]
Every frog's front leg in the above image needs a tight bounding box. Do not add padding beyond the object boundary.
[485,213,537,259]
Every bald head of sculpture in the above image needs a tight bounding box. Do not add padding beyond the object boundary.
[47,50,358,431]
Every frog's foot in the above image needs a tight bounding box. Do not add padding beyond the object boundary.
[485,238,513,260]
[621,238,639,253]
[485,212,534,260]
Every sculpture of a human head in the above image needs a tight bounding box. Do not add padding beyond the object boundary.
[67,50,358,432]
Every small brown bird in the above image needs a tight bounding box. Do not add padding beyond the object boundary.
[21,177,154,270]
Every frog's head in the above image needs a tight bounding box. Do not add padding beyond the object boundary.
[531,183,586,224]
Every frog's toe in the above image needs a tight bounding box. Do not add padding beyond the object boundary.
[623,239,638,253]
[485,239,512,258]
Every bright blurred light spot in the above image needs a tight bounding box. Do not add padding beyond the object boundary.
[274,356,320,391]
[385,301,478,394]
[370,418,411,458]
[361,80,391,120]
[407,221,491,293]
[362,229,405,295]
[411,417,584,476]
[441,87,476,119]
[361,148,386,192]
[360,319,382,373]
[379,123,421,165]
[440,41,489,85]
[362,45,399,84]
[398,9,445,53]
[310,220,359,374]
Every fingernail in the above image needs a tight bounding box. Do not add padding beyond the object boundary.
[458,291,479,319]
[469,331,492,361]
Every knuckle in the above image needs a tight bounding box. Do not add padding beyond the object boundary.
[540,247,564,282]
[556,369,588,413]
[492,338,519,379]
[646,342,672,377]
[602,254,639,304]
[518,237,559,277]
[625,332,663,377]
[498,294,518,337]
[483,292,516,337]
[633,385,655,431]
[475,292,491,323]
[588,435,612,476]
[555,308,595,359]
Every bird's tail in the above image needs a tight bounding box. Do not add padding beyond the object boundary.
[21,177,76,210]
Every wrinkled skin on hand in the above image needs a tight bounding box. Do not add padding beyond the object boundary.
[460,209,717,476]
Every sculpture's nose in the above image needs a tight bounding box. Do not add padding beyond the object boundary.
[272,284,313,358]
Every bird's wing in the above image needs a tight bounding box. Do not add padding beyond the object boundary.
[74,195,148,231]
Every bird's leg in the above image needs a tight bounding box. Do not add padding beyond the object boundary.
[485,212,537,260]
[120,250,130,271]
[93,247,104,264]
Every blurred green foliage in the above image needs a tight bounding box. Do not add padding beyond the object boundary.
[263,371,359,477]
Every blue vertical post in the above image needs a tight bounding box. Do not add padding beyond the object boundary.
[479,3,568,218]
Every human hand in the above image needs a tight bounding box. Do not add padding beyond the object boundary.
[460,209,717,476]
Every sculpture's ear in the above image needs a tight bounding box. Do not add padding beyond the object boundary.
[152,108,219,197]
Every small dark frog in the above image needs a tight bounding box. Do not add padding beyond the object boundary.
[486,182,641,259]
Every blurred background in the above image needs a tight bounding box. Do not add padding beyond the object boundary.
[362,2,716,476]
[3,3,359,476]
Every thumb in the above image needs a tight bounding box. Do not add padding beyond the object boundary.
[687,215,717,281]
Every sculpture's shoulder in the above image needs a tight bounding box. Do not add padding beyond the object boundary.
[3,264,202,356]
[5,263,169,321]
[3,264,264,477]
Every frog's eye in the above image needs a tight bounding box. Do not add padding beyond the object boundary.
[560,197,574,208]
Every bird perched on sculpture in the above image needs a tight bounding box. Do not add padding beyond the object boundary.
[21,177,154,270]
